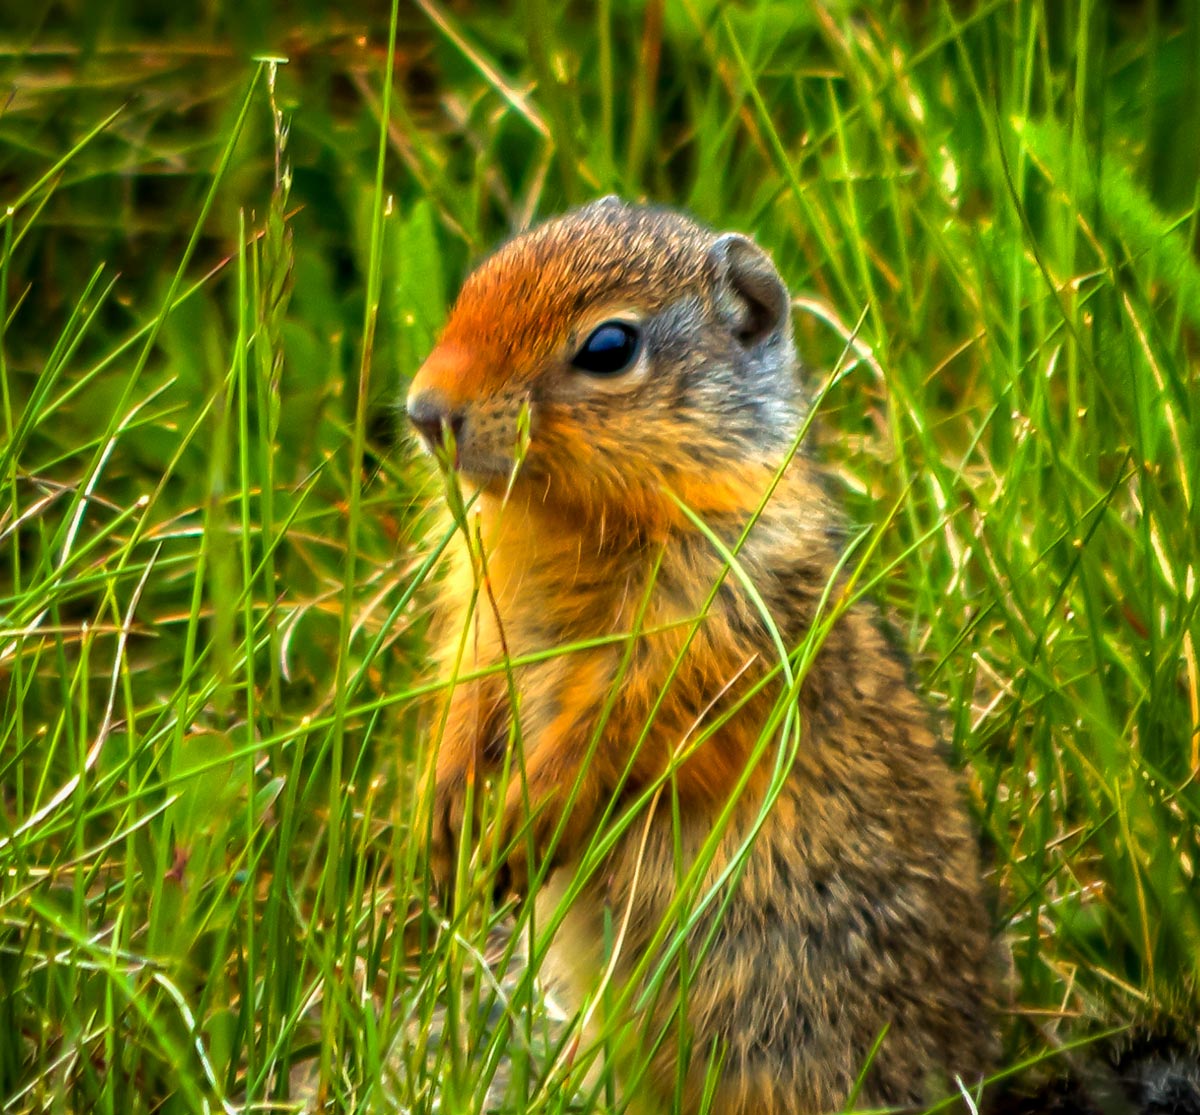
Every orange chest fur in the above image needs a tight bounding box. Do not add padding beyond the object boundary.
[435,505,775,803]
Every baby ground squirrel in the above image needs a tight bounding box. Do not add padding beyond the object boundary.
[407,198,997,1113]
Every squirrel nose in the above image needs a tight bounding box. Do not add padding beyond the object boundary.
[407,391,464,450]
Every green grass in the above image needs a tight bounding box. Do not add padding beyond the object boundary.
[2,1,1198,1111]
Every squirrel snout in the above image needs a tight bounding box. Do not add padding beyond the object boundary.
[407,391,464,452]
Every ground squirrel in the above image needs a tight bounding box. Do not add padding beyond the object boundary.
[406,198,997,1113]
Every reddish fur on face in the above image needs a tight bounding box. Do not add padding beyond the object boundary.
[411,200,997,1115]
[431,202,711,382]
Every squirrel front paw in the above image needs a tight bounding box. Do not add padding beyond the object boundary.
[425,735,593,904]
[496,785,538,899]
[428,770,526,906]
[427,773,467,895]
[496,775,585,899]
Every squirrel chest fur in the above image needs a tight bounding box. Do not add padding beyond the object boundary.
[407,199,997,1114]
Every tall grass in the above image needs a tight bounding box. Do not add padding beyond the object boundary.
[1,2,1197,1111]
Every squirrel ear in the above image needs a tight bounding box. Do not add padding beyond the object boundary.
[585,194,625,214]
[708,233,791,347]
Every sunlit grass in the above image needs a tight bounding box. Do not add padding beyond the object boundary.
[2,1,1198,1111]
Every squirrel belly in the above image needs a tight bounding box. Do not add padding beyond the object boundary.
[409,198,998,1113]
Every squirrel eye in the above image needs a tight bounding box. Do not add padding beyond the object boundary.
[571,321,641,376]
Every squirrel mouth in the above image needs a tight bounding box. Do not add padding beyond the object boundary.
[453,447,519,488]
[414,424,511,485]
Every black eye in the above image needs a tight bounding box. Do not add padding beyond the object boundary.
[571,321,641,376]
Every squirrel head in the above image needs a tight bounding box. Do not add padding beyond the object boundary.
[407,198,800,525]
